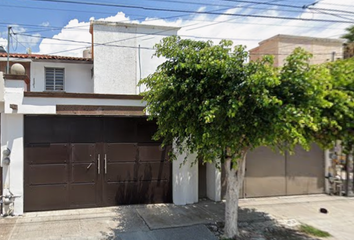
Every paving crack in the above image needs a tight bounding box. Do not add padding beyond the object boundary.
[135,207,152,231]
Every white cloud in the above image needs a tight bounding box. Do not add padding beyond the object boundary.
[97,11,131,22]
[38,19,92,56]
[40,22,50,27]
[0,38,7,49]
[37,12,133,56]
[36,0,353,57]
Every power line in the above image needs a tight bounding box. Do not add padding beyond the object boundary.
[316,2,354,8]
[184,0,286,31]
[12,16,347,57]
[14,33,92,46]
[14,31,264,46]
[135,0,313,16]
[13,29,344,57]
[1,0,351,38]
[5,0,351,57]
[1,9,349,37]
[14,34,263,45]
[220,0,354,15]
[0,3,147,18]
[301,0,354,22]
[1,4,235,36]
[23,0,354,23]
[152,0,353,9]
[309,8,354,22]
[14,16,346,53]
[3,1,322,23]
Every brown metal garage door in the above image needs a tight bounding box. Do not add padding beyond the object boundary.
[244,144,324,198]
[24,116,172,212]
[286,144,325,195]
[244,147,286,197]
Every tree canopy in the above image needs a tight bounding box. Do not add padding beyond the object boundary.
[323,58,354,152]
[342,25,354,43]
[140,36,333,164]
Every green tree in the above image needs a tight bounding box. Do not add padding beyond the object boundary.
[140,36,333,238]
[342,25,354,43]
[323,58,354,153]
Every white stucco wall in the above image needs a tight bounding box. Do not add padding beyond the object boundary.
[172,145,199,205]
[16,96,145,115]
[0,72,3,101]
[206,162,221,201]
[1,113,24,215]
[30,61,93,93]
[92,22,179,94]
[135,26,178,93]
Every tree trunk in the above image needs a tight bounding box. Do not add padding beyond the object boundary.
[223,148,247,238]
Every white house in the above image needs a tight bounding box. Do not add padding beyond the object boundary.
[0,21,214,216]
[0,21,329,216]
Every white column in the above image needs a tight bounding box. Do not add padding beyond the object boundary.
[172,148,198,205]
[1,114,24,215]
[206,162,221,201]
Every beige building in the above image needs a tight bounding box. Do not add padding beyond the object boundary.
[249,34,344,66]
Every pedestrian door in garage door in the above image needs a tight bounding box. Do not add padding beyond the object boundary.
[24,116,172,212]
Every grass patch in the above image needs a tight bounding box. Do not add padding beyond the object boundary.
[299,224,331,238]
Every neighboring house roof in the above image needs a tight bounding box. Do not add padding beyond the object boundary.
[0,53,92,62]
[260,34,344,45]
[249,34,344,52]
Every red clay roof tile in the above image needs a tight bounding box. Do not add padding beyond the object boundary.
[0,53,91,62]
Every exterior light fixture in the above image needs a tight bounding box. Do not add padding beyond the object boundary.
[3,157,10,165]
[3,148,11,157]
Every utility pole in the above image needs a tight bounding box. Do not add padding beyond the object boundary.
[6,26,12,74]
[331,51,336,62]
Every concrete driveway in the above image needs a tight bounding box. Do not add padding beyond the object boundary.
[0,195,353,240]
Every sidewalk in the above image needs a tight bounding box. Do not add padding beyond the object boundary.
[0,195,353,240]
[239,194,354,240]
[1,202,224,240]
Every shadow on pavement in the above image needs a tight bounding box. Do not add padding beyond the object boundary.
[224,208,322,240]
[99,201,323,240]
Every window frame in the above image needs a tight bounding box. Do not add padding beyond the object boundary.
[45,67,65,91]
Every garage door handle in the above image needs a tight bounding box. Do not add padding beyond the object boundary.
[87,163,93,170]
[104,154,107,174]
[98,154,101,174]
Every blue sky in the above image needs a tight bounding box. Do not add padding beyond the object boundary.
[1,0,353,56]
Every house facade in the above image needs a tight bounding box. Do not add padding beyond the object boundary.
[0,27,334,215]
[0,21,210,216]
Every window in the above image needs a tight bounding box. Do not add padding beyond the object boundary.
[45,68,64,91]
